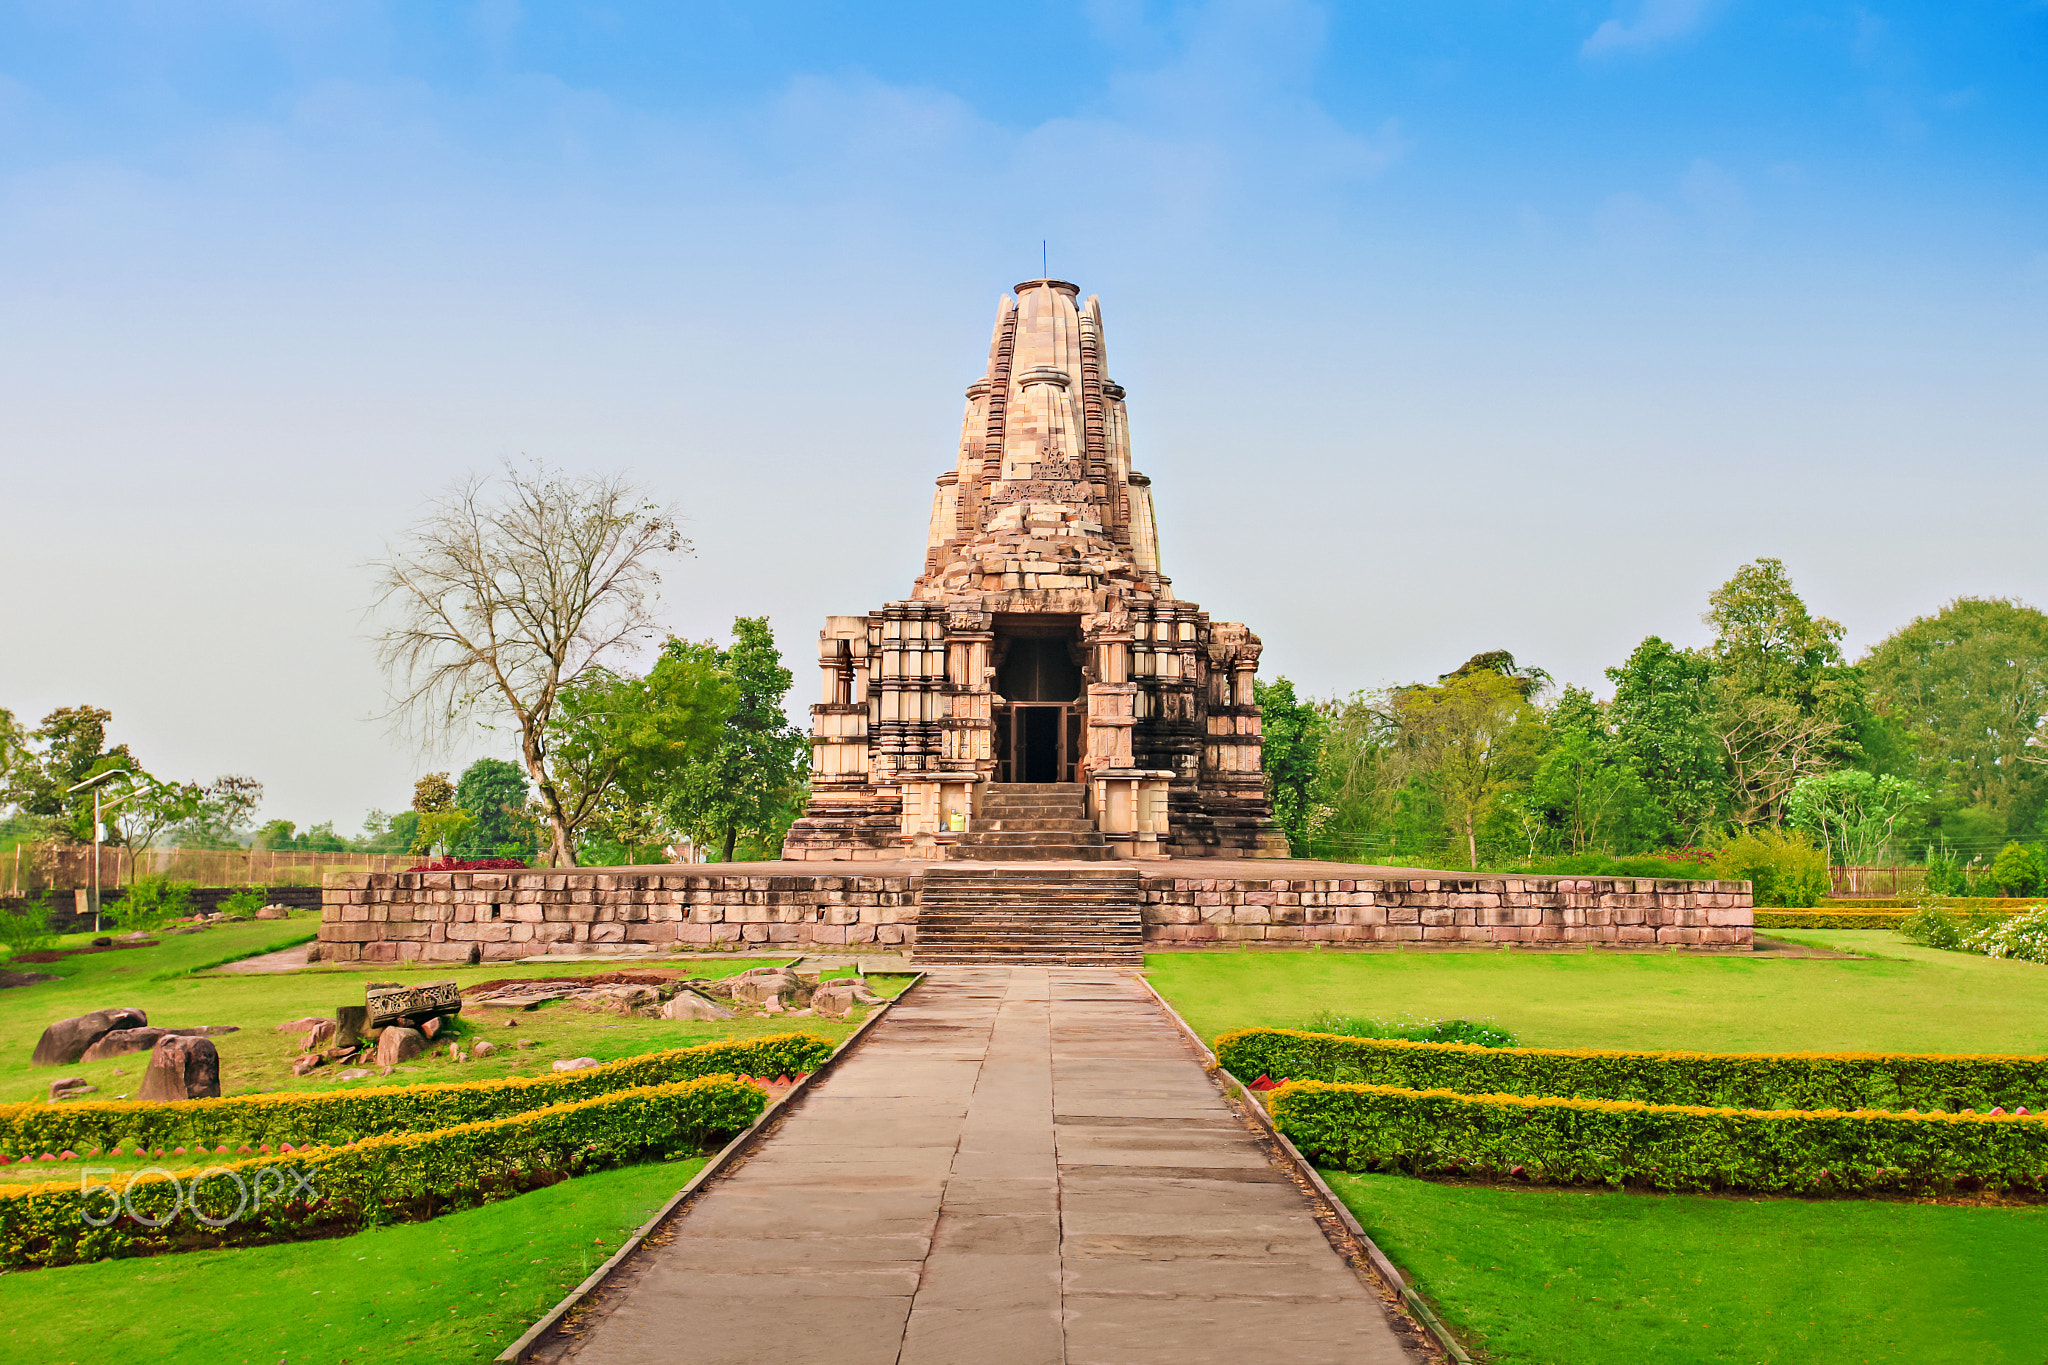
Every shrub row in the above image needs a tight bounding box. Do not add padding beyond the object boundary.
[0,1075,764,1268]
[1216,1028,2048,1114]
[1754,911,1909,929]
[1268,1080,2048,1193]
[0,1032,832,1158]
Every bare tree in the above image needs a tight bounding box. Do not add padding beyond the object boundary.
[370,462,687,866]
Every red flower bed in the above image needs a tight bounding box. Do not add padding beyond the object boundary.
[404,857,534,872]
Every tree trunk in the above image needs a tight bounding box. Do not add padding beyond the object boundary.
[1465,812,1478,870]
[721,823,738,864]
[520,732,577,868]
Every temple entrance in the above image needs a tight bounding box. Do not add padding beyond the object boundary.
[992,614,1085,785]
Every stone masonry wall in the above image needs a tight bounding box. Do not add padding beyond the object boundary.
[319,869,1751,963]
[1138,875,1754,948]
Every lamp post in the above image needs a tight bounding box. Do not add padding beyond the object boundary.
[65,769,132,934]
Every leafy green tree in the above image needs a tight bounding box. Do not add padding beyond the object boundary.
[173,775,265,849]
[1306,692,1405,859]
[1606,637,1725,843]
[1863,598,2048,832]
[1703,558,1866,826]
[5,707,142,842]
[1989,841,2043,898]
[549,642,732,858]
[1393,669,1537,869]
[407,772,474,856]
[253,819,298,850]
[1785,769,1929,866]
[664,618,806,863]
[1255,676,1329,854]
[454,758,536,856]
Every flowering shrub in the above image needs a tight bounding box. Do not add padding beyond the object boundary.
[1964,908,2048,965]
[404,857,532,872]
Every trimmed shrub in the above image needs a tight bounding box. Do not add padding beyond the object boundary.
[1302,1011,1517,1049]
[0,1075,763,1268]
[1754,911,1909,930]
[1215,1028,2048,1113]
[1269,1080,2048,1193]
[0,1032,831,1159]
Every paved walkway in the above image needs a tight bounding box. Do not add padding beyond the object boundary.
[564,968,1415,1365]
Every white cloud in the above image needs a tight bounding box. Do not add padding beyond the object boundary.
[1581,0,1712,58]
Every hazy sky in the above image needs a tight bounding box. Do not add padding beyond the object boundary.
[3,1,2044,833]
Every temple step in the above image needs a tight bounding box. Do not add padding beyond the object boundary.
[911,866,1144,967]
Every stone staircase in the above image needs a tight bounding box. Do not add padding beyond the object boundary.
[912,865,1145,967]
[947,783,1111,862]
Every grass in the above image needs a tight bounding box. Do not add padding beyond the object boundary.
[0,920,890,1105]
[0,1156,707,1364]
[1144,936,2048,1053]
[1325,1171,2048,1364]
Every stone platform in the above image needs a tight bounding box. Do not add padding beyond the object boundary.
[316,858,1753,964]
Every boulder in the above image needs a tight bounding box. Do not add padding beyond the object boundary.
[374,1027,427,1067]
[660,990,733,1022]
[470,1040,498,1058]
[337,1068,371,1081]
[137,1035,221,1101]
[290,1054,324,1077]
[727,968,802,1008]
[810,979,885,1018]
[276,1017,329,1033]
[254,907,288,920]
[32,1008,148,1067]
[84,1025,240,1060]
[419,1017,443,1040]
[90,937,112,948]
[334,1006,369,1047]
[299,1020,338,1050]
[552,1057,601,1072]
[48,1077,94,1100]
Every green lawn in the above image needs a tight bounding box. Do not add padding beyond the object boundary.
[0,1156,705,1364]
[1327,1171,2048,1364]
[0,921,868,1106]
[1144,937,2048,1053]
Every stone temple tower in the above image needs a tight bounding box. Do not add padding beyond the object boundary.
[781,280,1288,862]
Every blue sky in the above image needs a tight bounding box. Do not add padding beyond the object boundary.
[3,1,2044,830]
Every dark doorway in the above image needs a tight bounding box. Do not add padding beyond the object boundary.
[997,635,1082,702]
[996,704,1081,783]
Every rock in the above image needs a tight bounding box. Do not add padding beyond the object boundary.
[90,937,112,948]
[726,968,802,1008]
[290,1054,324,1077]
[255,907,287,920]
[552,1057,601,1072]
[501,1017,519,1028]
[420,1016,444,1039]
[48,1077,94,1100]
[374,1027,427,1067]
[83,1025,239,1061]
[320,1046,357,1063]
[760,996,784,1015]
[337,1068,371,1080]
[810,979,884,1018]
[276,1017,329,1033]
[299,1020,337,1050]
[660,990,733,1021]
[32,1008,149,1067]
[137,1035,222,1101]
[470,1040,497,1058]
[334,1005,369,1046]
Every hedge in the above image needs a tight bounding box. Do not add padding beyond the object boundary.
[1269,1080,2048,1193]
[1215,1028,2048,1114]
[0,1075,765,1268]
[1755,911,1909,930]
[0,1032,832,1159]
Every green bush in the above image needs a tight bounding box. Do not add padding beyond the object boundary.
[1494,853,1711,880]
[1990,843,2044,898]
[1269,1080,2048,1192]
[0,892,57,954]
[1709,828,1829,907]
[1963,908,2048,965]
[0,1075,763,1268]
[1754,911,1907,930]
[0,1032,833,1159]
[1214,1027,2048,1113]
[215,886,268,918]
[1302,1011,1517,1049]
[110,877,193,933]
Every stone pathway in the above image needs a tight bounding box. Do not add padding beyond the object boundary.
[559,968,1417,1365]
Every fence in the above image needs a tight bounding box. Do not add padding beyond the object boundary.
[4,845,417,896]
[1826,865,1929,899]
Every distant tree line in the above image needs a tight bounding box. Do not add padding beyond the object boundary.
[1259,558,2048,895]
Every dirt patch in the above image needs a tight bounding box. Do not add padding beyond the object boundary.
[462,970,689,995]
[0,971,59,989]
[9,941,158,964]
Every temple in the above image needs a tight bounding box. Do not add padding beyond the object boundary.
[781,279,1290,862]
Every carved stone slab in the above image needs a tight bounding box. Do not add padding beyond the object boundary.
[367,980,462,1025]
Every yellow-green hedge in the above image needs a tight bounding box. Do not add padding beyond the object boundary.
[1269,1080,2048,1192]
[1215,1028,2048,1114]
[1755,911,1908,929]
[0,1032,831,1159]
[0,1075,764,1268]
